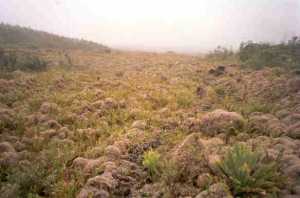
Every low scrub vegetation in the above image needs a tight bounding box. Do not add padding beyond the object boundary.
[205,46,236,61]
[207,36,300,70]
[1,37,299,197]
[0,49,47,72]
[239,36,300,69]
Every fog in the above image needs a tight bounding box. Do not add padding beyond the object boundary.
[1,0,300,53]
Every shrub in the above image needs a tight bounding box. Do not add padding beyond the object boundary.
[214,85,226,97]
[20,55,47,71]
[239,100,275,116]
[149,92,169,110]
[0,50,47,72]
[159,159,183,196]
[218,144,283,197]
[0,142,78,198]
[176,90,194,108]
[239,37,300,69]
[161,159,181,185]
[206,46,235,61]
[142,149,161,181]
[1,160,56,198]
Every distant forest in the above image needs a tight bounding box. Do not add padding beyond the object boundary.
[0,23,109,51]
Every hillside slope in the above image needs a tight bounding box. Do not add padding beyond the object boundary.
[0,23,109,51]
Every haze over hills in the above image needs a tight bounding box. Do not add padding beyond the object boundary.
[0,23,109,51]
[2,0,299,53]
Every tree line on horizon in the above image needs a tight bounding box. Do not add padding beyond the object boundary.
[207,36,300,70]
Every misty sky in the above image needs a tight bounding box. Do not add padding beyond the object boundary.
[1,0,300,52]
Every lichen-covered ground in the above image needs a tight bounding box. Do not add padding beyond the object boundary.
[1,50,300,198]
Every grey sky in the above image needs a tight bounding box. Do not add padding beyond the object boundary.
[0,0,300,53]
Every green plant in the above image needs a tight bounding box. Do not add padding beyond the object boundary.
[2,161,56,198]
[239,100,275,116]
[149,92,169,110]
[239,37,300,70]
[0,51,47,72]
[175,90,194,108]
[214,85,226,97]
[206,46,235,61]
[142,149,161,181]
[1,140,82,198]
[161,159,181,185]
[159,159,183,196]
[218,144,284,197]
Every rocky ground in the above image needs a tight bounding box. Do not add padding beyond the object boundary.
[1,50,300,198]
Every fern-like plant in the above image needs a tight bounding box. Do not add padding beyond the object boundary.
[142,149,160,181]
[218,144,283,197]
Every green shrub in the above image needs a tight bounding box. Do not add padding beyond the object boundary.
[159,159,184,196]
[218,144,283,197]
[0,142,78,198]
[20,55,47,71]
[0,50,47,72]
[161,159,181,185]
[1,161,56,198]
[142,149,161,181]
[20,165,53,196]
[149,92,169,110]
[206,46,235,61]
[240,100,275,116]
[214,85,226,97]
[176,91,194,108]
[239,37,300,69]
